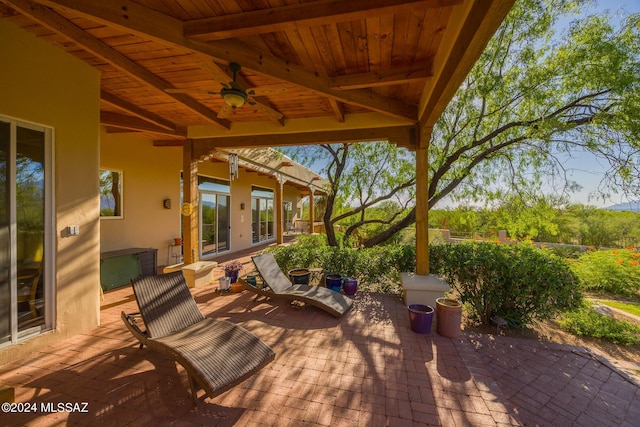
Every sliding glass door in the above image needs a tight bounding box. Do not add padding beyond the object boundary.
[251,186,274,243]
[0,117,52,347]
[199,191,230,257]
[198,176,231,258]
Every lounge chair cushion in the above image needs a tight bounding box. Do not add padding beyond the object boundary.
[249,252,353,317]
[132,271,205,338]
[153,318,274,397]
[252,253,294,293]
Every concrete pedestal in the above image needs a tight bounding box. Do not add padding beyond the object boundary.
[163,261,218,288]
[401,273,450,309]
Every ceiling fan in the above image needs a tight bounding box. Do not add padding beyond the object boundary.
[166,62,255,111]
[166,62,289,121]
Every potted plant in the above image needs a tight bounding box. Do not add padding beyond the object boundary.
[223,260,243,284]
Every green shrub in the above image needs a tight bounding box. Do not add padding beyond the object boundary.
[429,241,583,327]
[558,307,640,346]
[570,248,640,297]
[545,245,585,259]
[267,234,328,273]
[265,237,415,294]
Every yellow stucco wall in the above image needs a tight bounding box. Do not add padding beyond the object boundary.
[0,20,101,364]
[100,130,182,265]
[100,134,303,266]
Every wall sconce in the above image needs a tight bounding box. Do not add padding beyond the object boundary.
[240,202,245,210]
[163,199,172,209]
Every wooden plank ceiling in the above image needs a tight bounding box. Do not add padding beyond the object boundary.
[0,0,514,149]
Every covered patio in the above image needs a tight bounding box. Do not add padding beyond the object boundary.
[0,0,518,273]
[3,1,639,425]
[1,275,639,426]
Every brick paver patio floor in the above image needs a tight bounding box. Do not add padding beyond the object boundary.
[1,267,639,426]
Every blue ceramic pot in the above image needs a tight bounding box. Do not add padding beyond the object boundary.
[325,274,342,292]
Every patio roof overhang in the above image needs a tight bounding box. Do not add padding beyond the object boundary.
[1,0,515,270]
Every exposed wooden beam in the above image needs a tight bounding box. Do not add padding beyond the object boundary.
[328,99,345,123]
[5,0,230,129]
[101,90,176,131]
[419,0,515,126]
[30,0,418,122]
[415,126,431,275]
[100,111,186,137]
[190,125,419,159]
[330,63,433,90]
[184,0,463,42]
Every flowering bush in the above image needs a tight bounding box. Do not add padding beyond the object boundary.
[429,241,582,327]
[223,260,244,274]
[570,248,640,297]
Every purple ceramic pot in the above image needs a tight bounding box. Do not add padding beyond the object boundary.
[341,277,358,296]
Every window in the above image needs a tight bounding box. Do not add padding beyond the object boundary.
[99,169,123,218]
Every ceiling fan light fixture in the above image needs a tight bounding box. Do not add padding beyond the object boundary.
[221,88,247,109]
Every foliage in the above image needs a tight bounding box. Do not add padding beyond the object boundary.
[545,244,585,260]
[282,141,415,247]
[429,201,640,248]
[430,0,640,207]
[429,241,582,327]
[570,248,640,296]
[285,1,640,247]
[558,306,640,346]
[265,235,415,294]
[600,300,640,317]
[99,169,121,217]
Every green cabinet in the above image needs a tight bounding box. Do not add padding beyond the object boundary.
[100,248,157,291]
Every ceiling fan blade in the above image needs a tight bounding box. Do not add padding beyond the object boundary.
[247,84,290,97]
[217,102,234,119]
[201,61,235,85]
[165,88,220,95]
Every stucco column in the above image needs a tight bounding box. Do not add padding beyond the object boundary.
[308,189,315,234]
[415,128,430,275]
[182,139,198,264]
[275,175,284,244]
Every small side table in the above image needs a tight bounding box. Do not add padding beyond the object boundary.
[168,243,183,265]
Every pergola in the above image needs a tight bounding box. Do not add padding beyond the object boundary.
[1,0,515,275]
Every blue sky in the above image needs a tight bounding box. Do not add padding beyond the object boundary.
[553,1,640,207]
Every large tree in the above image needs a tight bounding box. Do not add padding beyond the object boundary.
[294,141,415,246]
[287,0,640,247]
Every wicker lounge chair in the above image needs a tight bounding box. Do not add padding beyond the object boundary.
[239,252,353,317]
[121,271,275,404]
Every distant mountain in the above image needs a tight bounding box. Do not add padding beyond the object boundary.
[606,200,640,212]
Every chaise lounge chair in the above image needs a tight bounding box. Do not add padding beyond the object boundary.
[239,252,353,317]
[121,271,275,404]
